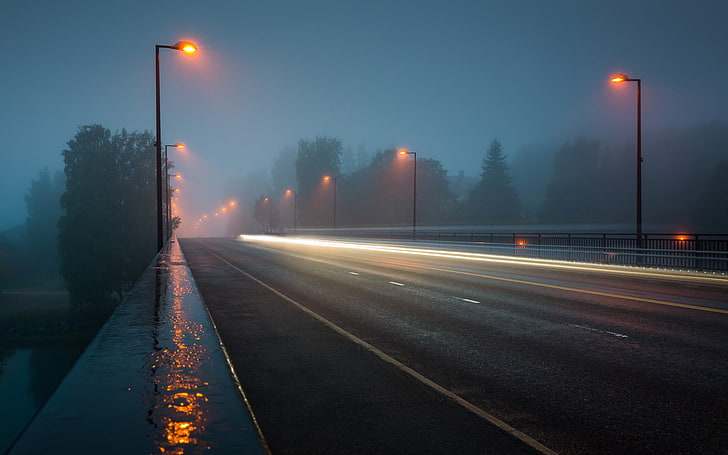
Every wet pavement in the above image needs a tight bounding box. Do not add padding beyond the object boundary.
[8,239,266,454]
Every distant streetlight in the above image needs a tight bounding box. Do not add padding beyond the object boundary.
[610,73,643,249]
[164,143,185,238]
[285,189,297,232]
[398,149,417,239]
[323,176,337,230]
[155,41,196,251]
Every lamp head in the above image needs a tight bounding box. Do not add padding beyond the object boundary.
[174,41,197,53]
[610,73,628,83]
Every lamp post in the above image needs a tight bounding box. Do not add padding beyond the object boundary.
[155,40,196,251]
[164,143,185,238]
[285,189,297,232]
[610,73,642,249]
[323,176,337,230]
[398,149,417,239]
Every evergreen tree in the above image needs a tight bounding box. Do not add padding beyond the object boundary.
[464,139,521,224]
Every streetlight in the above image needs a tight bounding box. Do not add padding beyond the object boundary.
[285,189,297,232]
[155,40,197,251]
[398,149,417,239]
[610,73,642,249]
[323,176,337,230]
[164,143,185,238]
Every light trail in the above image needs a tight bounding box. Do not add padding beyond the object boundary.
[203,245,558,455]
[238,235,728,315]
[238,235,728,285]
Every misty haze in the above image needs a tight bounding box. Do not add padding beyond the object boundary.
[2,1,727,454]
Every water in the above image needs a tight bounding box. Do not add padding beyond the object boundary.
[0,345,84,453]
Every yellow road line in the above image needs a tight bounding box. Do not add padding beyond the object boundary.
[412,264,728,315]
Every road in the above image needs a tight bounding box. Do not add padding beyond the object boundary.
[179,236,728,454]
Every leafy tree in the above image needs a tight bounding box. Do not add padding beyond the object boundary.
[24,168,65,278]
[253,196,279,233]
[463,139,522,224]
[693,160,728,232]
[539,137,608,224]
[339,149,453,226]
[270,145,297,195]
[416,157,455,224]
[644,122,728,231]
[295,136,342,226]
[58,125,156,312]
[224,171,272,235]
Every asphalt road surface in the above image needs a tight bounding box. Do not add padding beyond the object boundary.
[180,236,728,454]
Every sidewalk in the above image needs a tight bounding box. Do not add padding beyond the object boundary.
[8,239,267,454]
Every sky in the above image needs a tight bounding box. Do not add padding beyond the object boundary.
[2,0,727,233]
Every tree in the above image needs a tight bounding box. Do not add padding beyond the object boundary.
[295,136,342,226]
[24,168,65,277]
[270,145,297,195]
[463,139,522,224]
[338,149,454,226]
[693,160,728,232]
[253,196,279,233]
[539,137,606,224]
[58,125,156,312]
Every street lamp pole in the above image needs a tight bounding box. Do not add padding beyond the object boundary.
[323,176,337,230]
[164,143,184,238]
[610,74,642,249]
[286,189,297,232]
[155,41,196,251]
[398,149,417,239]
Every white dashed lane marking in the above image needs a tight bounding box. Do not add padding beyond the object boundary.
[570,324,628,338]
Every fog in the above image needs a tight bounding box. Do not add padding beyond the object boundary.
[2,0,728,235]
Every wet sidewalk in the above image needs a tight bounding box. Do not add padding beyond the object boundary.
[8,239,267,454]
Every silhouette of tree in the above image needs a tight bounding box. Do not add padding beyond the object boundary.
[339,149,453,226]
[24,168,65,278]
[463,139,522,224]
[295,136,342,226]
[539,137,607,224]
[693,160,728,232]
[253,196,279,233]
[58,125,156,313]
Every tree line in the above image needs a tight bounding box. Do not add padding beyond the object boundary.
[1,124,157,325]
[242,121,728,234]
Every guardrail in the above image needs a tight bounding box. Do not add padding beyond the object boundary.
[292,230,728,273]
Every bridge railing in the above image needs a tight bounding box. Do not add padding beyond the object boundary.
[289,230,728,273]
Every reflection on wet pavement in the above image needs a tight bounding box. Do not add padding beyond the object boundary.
[148,246,212,453]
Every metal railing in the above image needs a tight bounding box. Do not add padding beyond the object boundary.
[293,229,728,273]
